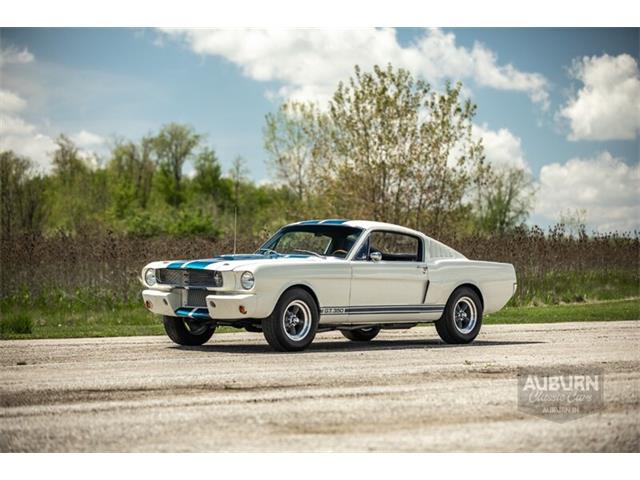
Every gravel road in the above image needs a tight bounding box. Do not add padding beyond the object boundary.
[1,321,638,452]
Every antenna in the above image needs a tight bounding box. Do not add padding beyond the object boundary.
[233,206,237,254]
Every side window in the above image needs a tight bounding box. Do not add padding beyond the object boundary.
[367,231,422,262]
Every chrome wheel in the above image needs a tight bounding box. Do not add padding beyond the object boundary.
[454,296,477,334]
[282,300,312,341]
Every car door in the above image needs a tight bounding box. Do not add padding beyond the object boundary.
[348,230,433,323]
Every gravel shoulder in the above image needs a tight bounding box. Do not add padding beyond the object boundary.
[1,321,639,452]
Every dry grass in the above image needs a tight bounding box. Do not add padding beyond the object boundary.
[1,227,638,309]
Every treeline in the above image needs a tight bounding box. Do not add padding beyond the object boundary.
[1,128,297,240]
[1,64,544,242]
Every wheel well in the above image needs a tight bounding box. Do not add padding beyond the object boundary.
[282,284,320,310]
[454,283,484,308]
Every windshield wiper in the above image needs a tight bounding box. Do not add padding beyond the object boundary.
[292,249,324,258]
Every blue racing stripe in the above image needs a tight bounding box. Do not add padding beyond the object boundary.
[167,261,187,269]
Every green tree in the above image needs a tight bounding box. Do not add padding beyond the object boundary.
[0,151,46,239]
[474,167,536,234]
[107,138,155,217]
[264,102,328,205]
[47,135,107,233]
[268,64,485,234]
[193,147,225,203]
[150,123,201,207]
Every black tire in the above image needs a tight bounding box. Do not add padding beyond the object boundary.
[163,316,215,346]
[262,288,319,352]
[435,287,483,344]
[341,326,380,341]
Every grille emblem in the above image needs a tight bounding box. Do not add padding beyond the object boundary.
[183,270,189,286]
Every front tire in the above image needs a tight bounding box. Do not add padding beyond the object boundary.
[262,288,319,352]
[435,287,483,344]
[163,316,215,346]
[341,326,380,341]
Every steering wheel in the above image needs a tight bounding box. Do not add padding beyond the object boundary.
[331,249,349,257]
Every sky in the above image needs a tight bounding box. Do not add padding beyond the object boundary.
[0,28,638,232]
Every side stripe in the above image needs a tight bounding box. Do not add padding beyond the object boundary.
[320,305,444,316]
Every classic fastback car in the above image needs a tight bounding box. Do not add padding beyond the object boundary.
[141,220,517,351]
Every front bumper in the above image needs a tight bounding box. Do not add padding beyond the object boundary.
[142,289,258,320]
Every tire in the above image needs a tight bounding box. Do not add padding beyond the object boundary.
[163,316,215,346]
[262,288,319,352]
[435,287,483,344]
[341,326,380,341]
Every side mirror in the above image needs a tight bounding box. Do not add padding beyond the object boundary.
[370,251,382,262]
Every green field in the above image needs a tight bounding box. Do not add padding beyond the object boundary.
[1,298,638,340]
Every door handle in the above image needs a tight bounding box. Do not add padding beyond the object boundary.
[417,265,428,274]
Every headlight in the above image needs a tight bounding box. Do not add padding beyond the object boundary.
[240,271,255,290]
[144,268,157,286]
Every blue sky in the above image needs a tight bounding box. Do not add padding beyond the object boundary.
[1,28,638,231]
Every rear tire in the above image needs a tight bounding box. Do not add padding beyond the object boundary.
[435,287,483,344]
[262,288,319,352]
[341,326,380,341]
[163,316,215,346]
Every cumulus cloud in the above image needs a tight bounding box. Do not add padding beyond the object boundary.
[559,53,640,141]
[0,45,34,66]
[473,124,530,171]
[0,89,27,112]
[160,28,549,108]
[535,152,639,232]
[71,129,105,148]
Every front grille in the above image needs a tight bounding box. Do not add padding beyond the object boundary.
[186,289,209,307]
[157,269,183,285]
[157,268,223,288]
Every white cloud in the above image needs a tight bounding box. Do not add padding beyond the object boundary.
[71,129,105,148]
[0,46,34,66]
[0,89,27,112]
[559,53,640,141]
[473,124,530,171]
[535,152,639,232]
[160,28,549,108]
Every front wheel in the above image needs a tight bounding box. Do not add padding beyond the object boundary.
[341,326,380,341]
[262,288,319,352]
[163,316,215,346]
[435,287,483,344]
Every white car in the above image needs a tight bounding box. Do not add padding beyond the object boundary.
[141,219,517,351]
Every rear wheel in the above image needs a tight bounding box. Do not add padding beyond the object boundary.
[341,326,380,341]
[163,316,215,346]
[435,287,483,344]
[262,288,319,352]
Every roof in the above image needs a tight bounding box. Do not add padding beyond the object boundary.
[289,219,424,237]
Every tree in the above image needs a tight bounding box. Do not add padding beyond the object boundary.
[474,167,536,234]
[193,147,223,202]
[263,102,328,204]
[264,65,486,234]
[558,208,587,237]
[51,134,87,183]
[151,123,201,207]
[47,135,106,233]
[0,151,46,239]
[108,138,155,216]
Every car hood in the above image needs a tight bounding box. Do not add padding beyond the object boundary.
[152,253,327,272]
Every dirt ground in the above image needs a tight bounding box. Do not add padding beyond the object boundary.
[1,321,638,452]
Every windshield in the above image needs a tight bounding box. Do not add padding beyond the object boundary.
[257,224,363,258]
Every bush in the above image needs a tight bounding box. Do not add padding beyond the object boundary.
[0,311,33,336]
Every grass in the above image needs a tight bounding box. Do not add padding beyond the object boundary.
[485,297,640,324]
[1,298,638,340]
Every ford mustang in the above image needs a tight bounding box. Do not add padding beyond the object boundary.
[141,219,517,351]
